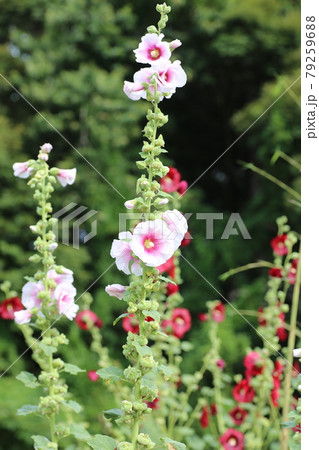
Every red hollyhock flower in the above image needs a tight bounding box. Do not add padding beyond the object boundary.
[269,267,283,278]
[271,360,284,407]
[162,308,192,339]
[198,312,208,322]
[177,180,188,196]
[210,403,217,416]
[0,297,23,320]
[87,370,99,382]
[292,360,301,378]
[166,282,179,296]
[181,231,191,247]
[244,351,264,379]
[232,379,255,403]
[276,311,288,342]
[75,310,103,330]
[229,406,247,425]
[271,234,289,256]
[199,405,209,428]
[122,313,139,334]
[157,256,175,274]
[271,386,280,407]
[258,307,267,327]
[160,167,188,195]
[220,429,245,450]
[211,302,225,323]
[146,396,160,409]
[288,259,298,284]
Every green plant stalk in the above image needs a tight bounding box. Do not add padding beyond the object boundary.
[219,260,273,281]
[281,252,301,449]
[210,322,225,435]
[274,150,301,171]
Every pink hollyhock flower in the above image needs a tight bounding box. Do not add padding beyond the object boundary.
[110,231,142,276]
[13,162,34,179]
[269,267,283,278]
[54,283,78,320]
[130,219,176,267]
[271,234,289,255]
[56,168,76,187]
[87,370,99,382]
[177,180,188,195]
[229,406,247,426]
[163,308,191,339]
[217,359,226,369]
[123,67,155,101]
[198,312,208,322]
[21,281,43,309]
[211,302,225,323]
[134,33,171,66]
[210,403,217,416]
[288,258,298,284]
[170,39,182,50]
[166,282,179,296]
[122,313,140,334]
[156,256,175,274]
[105,284,127,300]
[232,379,255,403]
[14,309,32,324]
[40,143,53,153]
[157,60,187,97]
[220,429,244,450]
[0,297,23,320]
[199,405,209,428]
[162,209,188,251]
[75,310,102,330]
[244,351,264,380]
[47,268,74,285]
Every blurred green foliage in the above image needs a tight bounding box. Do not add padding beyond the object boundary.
[0,0,300,446]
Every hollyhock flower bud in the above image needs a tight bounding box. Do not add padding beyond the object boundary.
[40,143,53,153]
[0,297,24,320]
[216,359,226,370]
[76,310,102,330]
[56,168,76,187]
[13,162,34,179]
[220,429,245,450]
[22,281,43,309]
[177,180,188,195]
[14,309,32,324]
[288,259,298,284]
[199,405,209,428]
[198,313,208,322]
[146,396,160,409]
[49,242,58,251]
[169,39,182,50]
[210,403,217,416]
[269,267,283,278]
[54,283,78,320]
[111,231,142,276]
[271,234,289,256]
[232,379,255,403]
[211,302,225,323]
[105,284,127,300]
[87,370,99,382]
[293,348,301,358]
[229,406,247,426]
[157,198,169,205]
[124,200,135,210]
[134,33,171,66]
[130,219,176,267]
[29,225,38,233]
[166,282,179,296]
[162,209,188,251]
[38,153,48,161]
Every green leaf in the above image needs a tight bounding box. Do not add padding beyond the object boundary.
[141,377,157,391]
[63,400,82,413]
[39,342,57,356]
[113,312,130,326]
[103,408,124,420]
[96,367,123,382]
[16,371,40,388]
[157,364,174,380]
[158,276,176,285]
[63,363,85,375]
[17,404,38,416]
[32,435,51,449]
[161,437,186,449]
[133,341,152,357]
[281,420,296,429]
[70,423,91,440]
[87,434,117,450]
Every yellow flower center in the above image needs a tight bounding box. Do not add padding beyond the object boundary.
[150,48,160,59]
[144,239,155,249]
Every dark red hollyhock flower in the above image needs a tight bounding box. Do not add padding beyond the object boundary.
[146,396,160,409]
[210,403,217,416]
[292,423,301,434]
[166,282,179,297]
[276,312,288,342]
[271,386,280,408]
[269,267,283,278]
[181,231,192,247]
[271,234,289,256]
[0,297,23,320]
[244,351,264,379]
[271,360,284,407]
[288,259,299,285]
[199,405,209,428]
[229,406,247,426]
[211,302,225,323]
[292,360,301,378]
[162,308,192,339]
[198,312,208,322]
[220,429,245,450]
[232,379,255,403]
[75,310,103,330]
[87,370,99,382]
[157,256,175,274]
[160,167,188,195]
[258,307,267,327]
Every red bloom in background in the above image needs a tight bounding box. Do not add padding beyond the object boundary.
[220,429,244,450]
[198,313,208,322]
[271,360,284,408]
[199,405,209,428]
[122,313,140,334]
[157,256,175,274]
[181,231,191,247]
[146,396,160,409]
[232,379,255,403]
[0,297,23,320]
[288,259,298,284]
[244,351,264,379]
[229,406,247,425]
[210,403,217,416]
[211,302,225,323]
[75,310,103,330]
[258,307,287,341]
[162,308,191,339]
[87,370,99,382]
[292,360,301,378]
[166,282,179,296]
[269,267,283,278]
[271,234,289,256]
[160,167,188,195]
[258,307,267,327]
[217,359,226,369]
